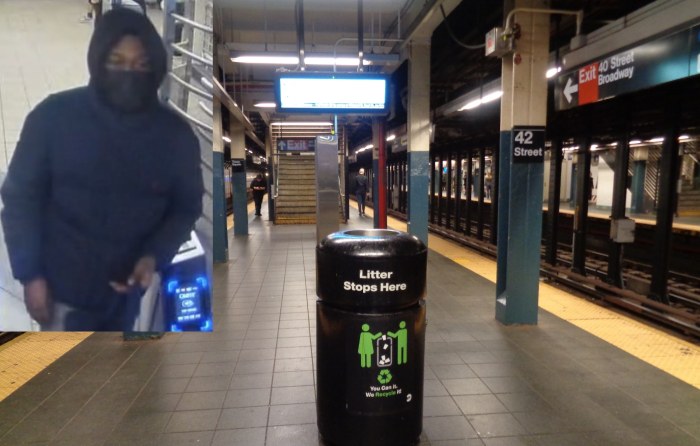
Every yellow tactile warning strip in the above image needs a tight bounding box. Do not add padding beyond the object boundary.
[356,202,700,389]
[0,332,92,402]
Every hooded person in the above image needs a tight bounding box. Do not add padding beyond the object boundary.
[249,173,267,217]
[0,8,204,331]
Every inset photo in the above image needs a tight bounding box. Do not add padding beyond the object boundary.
[0,0,214,332]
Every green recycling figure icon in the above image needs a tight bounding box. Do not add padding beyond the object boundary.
[358,324,383,368]
[377,369,392,384]
[388,321,408,365]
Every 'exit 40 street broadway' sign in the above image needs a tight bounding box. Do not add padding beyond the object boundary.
[555,25,700,111]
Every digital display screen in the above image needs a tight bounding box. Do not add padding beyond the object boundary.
[276,73,389,114]
[175,285,202,323]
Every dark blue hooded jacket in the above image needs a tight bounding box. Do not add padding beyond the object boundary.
[0,9,203,311]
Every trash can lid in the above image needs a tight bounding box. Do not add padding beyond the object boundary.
[316,229,427,310]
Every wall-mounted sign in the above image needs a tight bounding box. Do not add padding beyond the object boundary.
[277,139,316,152]
[511,126,545,163]
[556,25,700,111]
[231,158,245,172]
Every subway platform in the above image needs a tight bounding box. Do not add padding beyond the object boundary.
[1,206,700,446]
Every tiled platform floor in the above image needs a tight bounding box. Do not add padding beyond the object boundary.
[1,215,700,445]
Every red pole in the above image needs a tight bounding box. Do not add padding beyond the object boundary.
[377,118,387,229]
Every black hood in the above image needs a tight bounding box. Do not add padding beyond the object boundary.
[87,8,167,90]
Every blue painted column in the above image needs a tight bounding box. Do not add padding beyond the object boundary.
[231,123,248,236]
[406,40,431,245]
[495,1,549,325]
[212,96,228,263]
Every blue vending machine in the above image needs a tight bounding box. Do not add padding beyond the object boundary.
[163,231,213,332]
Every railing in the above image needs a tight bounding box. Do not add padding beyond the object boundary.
[161,0,214,226]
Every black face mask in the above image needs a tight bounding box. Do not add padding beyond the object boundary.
[96,69,156,113]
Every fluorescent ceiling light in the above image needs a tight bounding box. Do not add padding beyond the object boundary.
[305,56,371,66]
[232,53,375,67]
[271,121,333,126]
[460,99,482,111]
[386,134,396,142]
[648,137,664,143]
[222,136,231,143]
[629,139,642,145]
[546,67,562,78]
[232,55,298,64]
[481,90,503,103]
[254,102,276,108]
[679,135,690,141]
[590,144,598,150]
[608,142,618,147]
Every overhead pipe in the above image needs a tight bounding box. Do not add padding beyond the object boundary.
[358,0,364,71]
[296,0,306,71]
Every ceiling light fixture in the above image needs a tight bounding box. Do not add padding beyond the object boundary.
[458,90,502,111]
[222,136,231,143]
[546,66,562,78]
[271,121,333,126]
[254,102,277,108]
[629,140,642,145]
[386,134,396,142]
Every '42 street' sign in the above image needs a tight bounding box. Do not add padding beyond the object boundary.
[511,126,545,163]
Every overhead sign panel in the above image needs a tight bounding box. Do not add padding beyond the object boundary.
[556,25,700,111]
[275,72,389,114]
[277,139,316,152]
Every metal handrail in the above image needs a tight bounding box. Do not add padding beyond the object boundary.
[167,72,212,100]
[172,42,213,66]
[170,12,213,34]
[167,99,213,133]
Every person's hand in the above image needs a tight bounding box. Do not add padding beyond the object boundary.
[110,256,157,293]
[23,278,52,324]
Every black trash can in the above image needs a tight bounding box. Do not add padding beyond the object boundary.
[316,229,427,446]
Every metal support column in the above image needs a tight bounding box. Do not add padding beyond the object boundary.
[495,0,549,325]
[490,146,499,245]
[545,139,563,265]
[571,138,591,275]
[212,97,228,263]
[437,153,444,225]
[477,148,485,240]
[465,152,473,236]
[406,40,431,245]
[607,136,630,286]
[231,122,248,236]
[373,118,387,228]
[430,154,436,223]
[446,152,453,228]
[454,153,462,232]
[650,118,680,304]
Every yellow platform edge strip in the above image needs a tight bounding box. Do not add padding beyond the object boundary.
[0,332,92,402]
[355,202,700,389]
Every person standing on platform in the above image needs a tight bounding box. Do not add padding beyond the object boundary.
[355,168,368,216]
[1,8,203,331]
[250,174,267,217]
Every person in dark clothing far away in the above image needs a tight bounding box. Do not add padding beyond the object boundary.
[250,174,267,217]
[355,168,368,216]
[0,8,204,331]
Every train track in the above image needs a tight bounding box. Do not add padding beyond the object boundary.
[388,208,700,338]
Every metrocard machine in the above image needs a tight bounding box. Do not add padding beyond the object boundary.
[134,230,213,332]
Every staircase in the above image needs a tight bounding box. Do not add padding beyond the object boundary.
[275,155,317,224]
[678,184,700,216]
